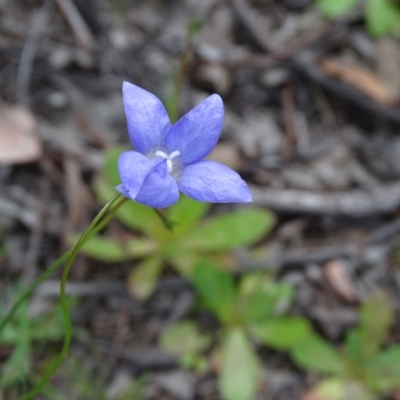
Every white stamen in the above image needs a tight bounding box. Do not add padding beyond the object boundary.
[154,150,181,174]
[169,150,180,160]
[155,151,168,159]
[167,159,173,173]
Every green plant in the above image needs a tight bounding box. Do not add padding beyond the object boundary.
[40,356,145,400]
[160,261,310,400]
[0,287,67,391]
[315,0,400,38]
[160,321,211,372]
[290,292,400,399]
[72,146,275,300]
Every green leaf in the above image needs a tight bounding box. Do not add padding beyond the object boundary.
[0,301,31,388]
[366,0,400,38]
[291,335,346,374]
[93,175,166,237]
[237,273,293,323]
[69,234,156,262]
[191,261,236,325]
[344,328,370,366]
[167,195,209,237]
[0,336,31,388]
[127,257,163,300]
[316,0,359,18]
[164,244,201,276]
[311,378,374,400]
[160,321,211,356]
[366,346,400,392]
[183,208,275,252]
[251,317,312,350]
[69,234,126,262]
[220,328,260,400]
[357,292,393,359]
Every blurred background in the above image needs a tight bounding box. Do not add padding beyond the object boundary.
[1,0,400,399]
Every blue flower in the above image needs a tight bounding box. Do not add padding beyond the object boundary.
[116,82,253,208]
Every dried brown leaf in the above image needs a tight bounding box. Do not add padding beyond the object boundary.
[320,58,394,104]
[324,259,356,303]
[0,106,42,165]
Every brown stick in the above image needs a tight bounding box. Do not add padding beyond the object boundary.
[249,182,400,216]
[55,0,95,50]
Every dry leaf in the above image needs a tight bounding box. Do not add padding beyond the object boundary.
[320,58,394,104]
[324,259,356,303]
[0,106,42,165]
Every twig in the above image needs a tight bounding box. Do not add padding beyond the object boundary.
[281,83,297,162]
[16,1,51,106]
[55,0,95,50]
[23,179,50,284]
[238,245,360,273]
[228,0,333,58]
[250,182,400,216]
[291,56,400,125]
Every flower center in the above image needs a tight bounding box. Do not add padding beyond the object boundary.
[155,150,180,173]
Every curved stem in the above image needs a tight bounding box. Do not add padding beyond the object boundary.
[0,195,124,337]
[14,193,126,400]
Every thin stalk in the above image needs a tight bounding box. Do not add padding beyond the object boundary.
[0,195,125,338]
[18,193,125,400]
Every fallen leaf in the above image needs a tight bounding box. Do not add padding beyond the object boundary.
[0,106,42,165]
[324,259,356,303]
[320,58,394,104]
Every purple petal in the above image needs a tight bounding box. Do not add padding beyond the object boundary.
[136,160,180,208]
[165,94,223,165]
[178,161,253,203]
[123,82,171,155]
[118,151,153,199]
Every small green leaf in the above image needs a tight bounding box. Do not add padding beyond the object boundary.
[251,318,312,350]
[291,335,346,374]
[0,337,31,388]
[358,292,393,359]
[125,238,158,258]
[164,244,201,276]
[366,346,400,392]
[160,321,211,356]
[344,328,370,366]
[70,234,156,262]
[237,274,293,323]
[191,261,236,325]
[70,234,126,262]
[0,301,31,388]
[311,378,374,400]
[128,257,162,300]
[188,18,203,37]
[316,0,359,18]
[220,328,260,400]
[93,175,166,237]
[366,0,400,38]
[184,208,275,252]
[167,195,209,237]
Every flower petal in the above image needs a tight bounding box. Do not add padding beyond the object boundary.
[123,82,171,155]
[117,151,153,199]
[178,161,253,203]
[136,160,180,208]
[165,94,223,164]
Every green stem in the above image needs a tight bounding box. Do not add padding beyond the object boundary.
[0,195,124,338]
[13,193,125,400]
